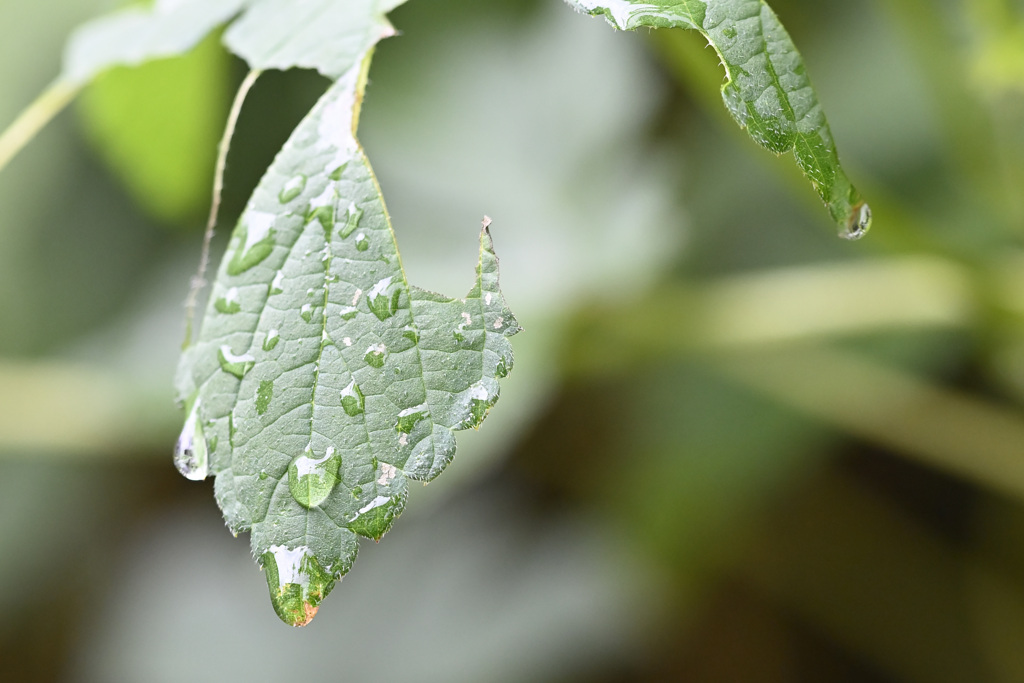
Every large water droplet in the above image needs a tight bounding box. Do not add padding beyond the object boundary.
[341,380,365,416]
[338,202,363,239]
[278,174,307,204]
[288,445,342,508]
[367,277,400,321]
[218,345,255,379]
[256,379,274,416]
[842,202,872,240]
[228,212,276,275]
[348,492,406,540]
[364,344,387,368]
[395,403,429,433]
[261,545,336,627]
[263,329,281,351]
[174,400,208,480]
[215,287,241,314]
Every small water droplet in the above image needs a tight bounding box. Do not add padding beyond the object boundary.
[348,492,406,540]
[354,232,369,252]
[367,277,400,321]
[259,469,268,480]
[263,329,281,351]
[261,545,336,627]
[338,306,357,320]
[215,287,241,314]
[288,445,342,508]
[174,400,208,480]
[403,325,419,344]
[338,202,363,239]
[329,163,348,181]
[306,185,336,231]
[256,379,274,415]
[278,174,307,204]
[341,380,365,416]
[228,212,276,275]
[842,202,872,240]
[218,345,255,379]
[723,26,737,39]
[364,343,387,368]
[395,404,429,433]
[300,303,315,323]
[462,382,496,429]
[270,270,285,296]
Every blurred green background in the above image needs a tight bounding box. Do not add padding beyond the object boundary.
[4,0,1024,680]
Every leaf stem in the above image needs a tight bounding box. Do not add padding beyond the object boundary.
[0,80,81,176]
[183,68,262,348]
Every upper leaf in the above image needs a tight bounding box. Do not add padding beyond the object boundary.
[564,0,872,239]
[62,0,246,85]
[174,51,520,626]
[223,0,397,79]
[62,0,409,84]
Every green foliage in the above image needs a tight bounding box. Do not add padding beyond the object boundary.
[0,0,872,631]
[175,55,518,626]
[565,0,872,238]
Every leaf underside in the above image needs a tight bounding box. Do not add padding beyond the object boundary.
[174,53,519,626]
[564,0,872,239]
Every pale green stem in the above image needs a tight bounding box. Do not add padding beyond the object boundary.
[183,68,262,348]
[0,80,81,176]
[714,344,1024,502]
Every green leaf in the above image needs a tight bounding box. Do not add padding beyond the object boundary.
[223,0,405,79]
[62,0,410,85]
[61,0,245,85]
[174,51,520,627]
[564,0,872,239]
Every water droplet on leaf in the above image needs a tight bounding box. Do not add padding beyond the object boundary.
[278,174,307,204]
[215,287,241,314]
[174,400,208,480]
[341,380,365,416]
[395,404,429,433]
[842,201,872,240]
[364,344,387,368]
[218,345,255,379]
[263,329,281,351]
[270,270,285,296]
[261,545,336,627]
[367,277,400,321]
[338,201,363,239]
[288,445,342,508]
[347,492,406,540]
[228,212,276,275]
